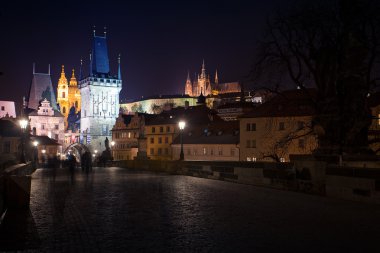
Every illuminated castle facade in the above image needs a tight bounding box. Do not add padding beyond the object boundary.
[79,29,122,152]
[57,65,81,129]
[184,61,241,97]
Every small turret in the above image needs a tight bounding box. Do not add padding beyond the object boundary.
[215,69,219,84]
[58,65,68,85]
[70,69,77,86]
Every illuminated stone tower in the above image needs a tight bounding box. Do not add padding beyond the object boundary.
[68,68,81,113]
[184,71,193,96]
[57,66,81,129]
[57,65,69,127]
[79,28,122,152]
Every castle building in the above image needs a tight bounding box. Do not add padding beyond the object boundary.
[184,61,241,97]
[57,65,81,129]
[79,30,122,152]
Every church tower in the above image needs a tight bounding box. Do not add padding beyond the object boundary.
[196,60,211,96]
[79,28,122,152]
[184,71,193,96]
[68,69,81,113]
[57,65,69,128]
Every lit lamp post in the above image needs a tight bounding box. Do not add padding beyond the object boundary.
[19,119,28,163]
[178,121,186,161]
[111,141,115,160]
[33,141,39,165]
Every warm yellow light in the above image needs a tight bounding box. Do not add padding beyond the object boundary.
[19,119,28,129]
[178,121,186,130]
[42,149,46,154]
[111,141,115,146]
[94,149,98,154]
[33,141,38,147]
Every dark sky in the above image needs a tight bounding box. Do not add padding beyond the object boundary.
[0,0,280,108]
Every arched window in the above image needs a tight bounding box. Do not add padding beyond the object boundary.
[62,92,66,98]
[63,107,66,114]
[75,101,78,108]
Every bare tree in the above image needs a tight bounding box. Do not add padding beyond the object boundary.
[253,0,380,155]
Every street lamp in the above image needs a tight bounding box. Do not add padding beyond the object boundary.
[33,141,38,165]
[111,141,115,160]
[19,119,28,163]
[178,121,186,160]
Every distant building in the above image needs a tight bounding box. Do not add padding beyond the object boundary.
[171,120,240,161]
[0,101,16,118]
[56,65,81,129]
[28,98,65,144]
[184,60,241,97]
[79,30,122,152]
[120,94,198,114]
[30,135,62,164]
[0,118,22,164]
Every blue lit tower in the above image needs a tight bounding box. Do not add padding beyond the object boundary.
[79,27,122,152]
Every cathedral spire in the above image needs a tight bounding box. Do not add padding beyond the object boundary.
[79,58,83,80]
[89,53,92,77]
[118,54,121,80]
[70,69,77,86]
[58,65,68,85]
[215,69,219,84]
[201,59,206,79]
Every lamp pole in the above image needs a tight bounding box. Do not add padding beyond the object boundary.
[178,121,186,161]
[111,141,115,160]
[33,141,39,165]
[19,119,28,163]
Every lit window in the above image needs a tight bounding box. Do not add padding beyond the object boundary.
[280,157,286,162]
[252,157,257,162]
[150,137,154,144]
[128,132,131,138]
[203,148,207,155]
[247,157,251,161]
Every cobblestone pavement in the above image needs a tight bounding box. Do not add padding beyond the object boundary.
[1,167,380,252]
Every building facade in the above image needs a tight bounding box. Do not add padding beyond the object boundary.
[239,89,318,162]
[57,65,81,129]
[79,31,122,152]
[28,98,65,144]
[0,101,16,118]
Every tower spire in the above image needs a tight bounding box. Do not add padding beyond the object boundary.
[104,26,107,38]
[58,65,68,85]
[70,68,77,86]
[215,69,219,84]
[201,59,206,79]
[79,58,83,80]
[89,53,92,76]
[118,54,121,80]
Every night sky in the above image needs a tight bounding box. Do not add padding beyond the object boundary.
[0,0,281,109]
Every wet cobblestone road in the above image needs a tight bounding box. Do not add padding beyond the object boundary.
[2,167,380,252]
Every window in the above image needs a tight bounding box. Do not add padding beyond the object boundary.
[160,127,163,133]
[166,126,170,132]
[165,148,169,155]
[102,125,109,135]
[252,157,257,162]
[298,139,305,149]
[62,92,65,98]
[150,137,154,144]
[128,132,131,138]
[41,124,45,130]
[297,121,304,130]
[158,148,162,155]
[251,123,256,131]
[152,127,156,133]
[55,134,59,140]
[203,148,207,155]
[210,149,214,155]
[62,107,66,114]
[150,148,154,155]
[246,157,251,161]
[165,137,169,143]
[218,147,223,155]
[280,157,286,162]
[75,101,78,108]
[55,124,59,130]
[246,123,250,131]
[158,137,162,144]
[251,140,256,148]
[1,106,4,111]
[279,122,285,130]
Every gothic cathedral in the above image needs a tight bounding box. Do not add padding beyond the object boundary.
[79,30,122,152]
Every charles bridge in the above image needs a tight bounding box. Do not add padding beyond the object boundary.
[0,160,380,252]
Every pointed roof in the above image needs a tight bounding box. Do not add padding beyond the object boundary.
[201,59,206,79]
[27,64,58,111]
[91,32,110,76]
[69,69,77,86]
[215,69,219,84]
[58,65,68,85]
[118,54,121,80]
